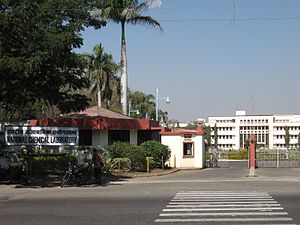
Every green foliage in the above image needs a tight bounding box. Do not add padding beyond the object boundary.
[204,125,212,149]
[227,149,249,160]
[284,126,290,148]
[22,155,77,176]
[84,44,120,109]
[140,141,170,168]
[0,0,106,120]
[107,141,170,171]
[128,90,155,119]
[107,142,146,171]
[107,141,130,159]
[109,158,132,171]
[214,124,218,147]
[98,0,162,114]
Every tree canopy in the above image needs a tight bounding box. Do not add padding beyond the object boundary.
[99,0,162,115]
[0,0,106,121]
[85,44,120,109]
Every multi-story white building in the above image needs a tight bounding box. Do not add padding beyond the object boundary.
[205,110,300,150]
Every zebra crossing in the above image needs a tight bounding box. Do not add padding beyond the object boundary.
[155,191,295,224]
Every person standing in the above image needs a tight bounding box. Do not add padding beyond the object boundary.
[92,149,103,185]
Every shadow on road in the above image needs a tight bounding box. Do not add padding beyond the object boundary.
[0,172,132,189]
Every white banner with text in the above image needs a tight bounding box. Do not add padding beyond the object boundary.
[5,126,79,146]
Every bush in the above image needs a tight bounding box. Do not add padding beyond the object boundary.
[140,141,171,168]
[107,142,130,159]
[109,158,132,171]
[126,145,146,171]
[107,142,146,171]
[23,155,77,176]
[228,149,249,160]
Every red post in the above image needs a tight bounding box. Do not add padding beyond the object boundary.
[248,134,257,177]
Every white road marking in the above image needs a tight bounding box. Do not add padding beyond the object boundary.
[167,203,281,208]
[163,207,284,211]
[169,201,278,204]
[155,217,293,222]
[159,212,288,216]
[155,191,294,224]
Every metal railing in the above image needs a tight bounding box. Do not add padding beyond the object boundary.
[257,149,300,168]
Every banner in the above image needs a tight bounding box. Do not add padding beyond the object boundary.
[5,126,79,146]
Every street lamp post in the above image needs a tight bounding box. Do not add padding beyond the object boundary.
[128,101,140,117]
[155,87,170,121]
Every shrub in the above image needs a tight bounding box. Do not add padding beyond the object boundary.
[107,142,130,159]
[126,145,146,171]
[109,158,132,171]
[228,149,249,160]
[107,142,146,171]
[24,155,77,176]
[140,141,171,168]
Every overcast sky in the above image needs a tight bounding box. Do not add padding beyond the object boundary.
[77,0,300,121]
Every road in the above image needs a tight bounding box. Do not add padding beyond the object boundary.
[0,161,300,225]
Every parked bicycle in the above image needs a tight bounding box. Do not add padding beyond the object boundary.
[61,163,91,188]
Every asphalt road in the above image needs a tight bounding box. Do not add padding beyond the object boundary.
[1,161,300,225]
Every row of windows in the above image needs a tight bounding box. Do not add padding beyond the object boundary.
[274,135,300,139]
[217,135,234,139]
[217,127,234,131]
[240,126,268,130]
[275,127,300,131]
[217,144,234,148]
[240,119,269,124]
[274,144,299,148]
[215,119,235,123]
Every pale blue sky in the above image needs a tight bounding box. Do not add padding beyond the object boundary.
[77,0,300,121]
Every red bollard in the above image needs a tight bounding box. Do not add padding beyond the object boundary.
[247,134,258,177]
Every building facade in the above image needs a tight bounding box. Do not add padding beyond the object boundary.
[28,107,161,148]
[160,127,205,169]
[206,110,300,150]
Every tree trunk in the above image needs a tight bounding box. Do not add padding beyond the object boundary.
[97,77,102,107]
[120,21,128,115]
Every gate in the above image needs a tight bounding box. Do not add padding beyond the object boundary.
[205,148,229,168]
[257,149,300,168]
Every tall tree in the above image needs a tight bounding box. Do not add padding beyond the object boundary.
[0,0,105,121]
[284,126,290,149]
[204,125,212,149]
[214,124,218,148]
[99,0,162,115]
[85,44,119,108]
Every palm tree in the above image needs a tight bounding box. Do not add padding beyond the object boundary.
[99,0,163,115]
[129,90,155,118]
[85,44,120,108]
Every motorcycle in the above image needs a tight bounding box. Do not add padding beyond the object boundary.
[61,163,92,187]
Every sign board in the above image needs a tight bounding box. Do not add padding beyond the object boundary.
[5,126,79,146]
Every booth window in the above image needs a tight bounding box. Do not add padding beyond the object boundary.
[183,142,194,158]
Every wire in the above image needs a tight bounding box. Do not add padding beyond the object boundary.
[159,17,300,22]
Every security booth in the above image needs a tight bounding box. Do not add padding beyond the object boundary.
[27,106,161,148]
[160,126,205,169]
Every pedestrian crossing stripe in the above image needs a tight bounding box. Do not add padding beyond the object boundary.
[155,218,293,222]
[155,191,294,224]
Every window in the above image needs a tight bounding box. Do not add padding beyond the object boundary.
[79,130,92,146]
[183,142,194,158]
[108,130,130,144]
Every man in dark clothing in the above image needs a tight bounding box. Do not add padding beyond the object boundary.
[92,149,103,185]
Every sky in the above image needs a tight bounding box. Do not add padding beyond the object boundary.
[76,0,300,122]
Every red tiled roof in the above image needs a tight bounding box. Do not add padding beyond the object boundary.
[62,106,132,119]
[28,107,160,131]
